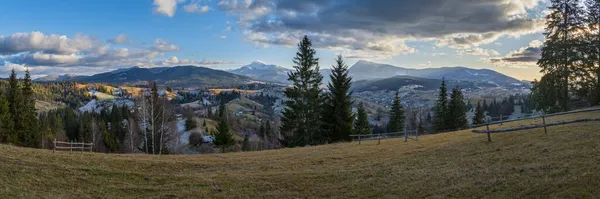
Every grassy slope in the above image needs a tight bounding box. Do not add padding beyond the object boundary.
[1,111,599,198]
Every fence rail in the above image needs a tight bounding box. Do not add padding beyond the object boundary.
[350,130,418,144]
[472,107,600,141]
[53,139,94,153]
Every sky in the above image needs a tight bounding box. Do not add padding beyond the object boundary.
[0,0,551,80]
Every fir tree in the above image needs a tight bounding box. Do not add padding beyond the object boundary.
[387,92,405,133]
[213,119,233,153]
[280,35,324,147]
[354,102,371,135]
[434,79,448,132]
[321,55,354,142]
[447,87,468,130]
[20,69,39,147]
[585,0,600,105]
[0,91,12,142]
[473,101,486,125]
[537,0,586,111]
[7,69,21,144]
[242,134,250,151]
[259,121,265,138]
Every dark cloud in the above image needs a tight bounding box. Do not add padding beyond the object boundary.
[218,0,545,58]
[489,40,542,67]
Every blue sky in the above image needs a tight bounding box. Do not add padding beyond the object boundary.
[0,0,550,80]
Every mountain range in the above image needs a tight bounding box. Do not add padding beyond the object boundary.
[35,66,253,87]
[229,60,525,87]
[36,60,526,90]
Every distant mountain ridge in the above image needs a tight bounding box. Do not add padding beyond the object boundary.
[229,61,291,83]
[35,65,254,87]
[348,60,523,86]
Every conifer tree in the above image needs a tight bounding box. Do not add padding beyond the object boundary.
[242,134,250,151]
[537,0,586,111]
[387,92,405,133]
[434,79,448,132]
[584,0,600,105]
[20,69,39,147]
[447,87,468,130]
[354,102,371,135]
[280,35,323,147]
[322,55,354,142]
[213,119,233,153]
[259,121,265,138]
[0,91,12,142]
[7,69,21,144]
[472,101,486,125]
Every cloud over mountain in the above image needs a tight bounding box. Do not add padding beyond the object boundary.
[215,0,546,59]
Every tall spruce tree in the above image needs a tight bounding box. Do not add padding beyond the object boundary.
[20,69,39,147]
[585,0,600,105]
[537,0,586,111]
[322,55,354,142]
[0,91,12,143]
[447,87,468,130]
[434,79,448,132]
[7,69,21,144]
[387,92,405,133]
[472,101,486,125]
[280,35,323,147]
[354,102,371,135]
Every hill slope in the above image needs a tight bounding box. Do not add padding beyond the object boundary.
[1,111,599,198]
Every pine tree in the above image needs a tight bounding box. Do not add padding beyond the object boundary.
[20,69,39,147]
[280,35,323,147]
[259,121,265,138]
[387,92,405,133]
[473,101,486,125]
[585,0,600,105]
[0,91,12,143]
[242,134,250,151]
[7,69,21,144]
[321,55,354,142]
[447,87,468,130]
[213,119,233,153]
[354,102,371,135]
[537,0,586,111]
[434,79,448,132]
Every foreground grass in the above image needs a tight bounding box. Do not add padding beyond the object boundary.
[1,112,600,198]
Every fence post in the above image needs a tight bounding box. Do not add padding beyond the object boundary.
[81,142,84,153]
[377,133,381,145]
[53,138,56,153]
[486,117,492,142]
[358,135,361,145]
[416,129,419,141]
[500,114,503,125]
[542,114,548,134]
[404,130,408,142]
[70,141,73,153]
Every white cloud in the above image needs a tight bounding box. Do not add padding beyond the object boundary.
[151,38,180,52]
[458,48,501,57]
[184,1,210,14]
[0,31,98,55]
[220,35,227,39]
[153,0,183,17]
[107,33,130,44]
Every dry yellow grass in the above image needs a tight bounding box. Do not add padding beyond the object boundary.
[1,111,599,198]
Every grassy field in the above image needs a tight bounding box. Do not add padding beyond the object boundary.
[1,111,599,198]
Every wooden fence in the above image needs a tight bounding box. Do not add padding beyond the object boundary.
[349,107,600,144]
[350,130,419,144]
[472,107,600,141]
[53,139,94,153]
